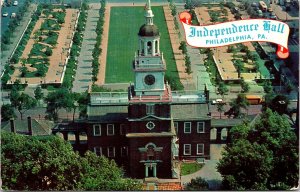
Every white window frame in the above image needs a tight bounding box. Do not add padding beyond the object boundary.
[146,104,155,115]
[197,122,205,133]
[174,122,178,134]
[120,124,125,135]
[93,146,102,156]
[107,124,114,136]
[183,144,191,155]
[121,146,128,157]
[184,122,191,133]
[93,124,101,136]
[197,144,204,155]
[107,147,115,157]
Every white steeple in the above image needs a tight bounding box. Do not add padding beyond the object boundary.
[144,0,154,25]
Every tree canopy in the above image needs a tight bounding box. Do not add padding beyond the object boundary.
[185,177,209,190]
[1,132,142,190]
[217,109,299,190]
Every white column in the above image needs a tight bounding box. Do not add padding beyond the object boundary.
[158,40,160,53]
[145,165,148,177]
[152,40,155,56]
[153,165,157,177]
[144,41,148,55]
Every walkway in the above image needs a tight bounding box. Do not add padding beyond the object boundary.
[181,144,225,190]
[72,4,100,93]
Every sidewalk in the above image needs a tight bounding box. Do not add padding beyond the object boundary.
[72,4,101,93]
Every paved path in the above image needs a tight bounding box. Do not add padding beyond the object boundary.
[72,4,100,93]
[1,4,37,70]
[181,144,225,190]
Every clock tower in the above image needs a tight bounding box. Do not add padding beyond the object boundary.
[133,0,166,96]
[126,0,176,179]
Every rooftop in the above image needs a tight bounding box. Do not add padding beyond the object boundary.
[1,119,55,136]
[87,105,128,122]
[171,103,210,120]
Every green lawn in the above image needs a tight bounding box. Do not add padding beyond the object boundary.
[105,6,180,85]
[181,162,204,176]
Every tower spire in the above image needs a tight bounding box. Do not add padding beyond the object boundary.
[147,0,151,10]
[144,0,154,25]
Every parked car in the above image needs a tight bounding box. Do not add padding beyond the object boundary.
[267,8,273,12]
[2,12,8,17]
[11,12,16,18]
[211,99,225,105]
[13,0,17,6]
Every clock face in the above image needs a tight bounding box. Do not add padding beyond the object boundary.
[144,74,155,85]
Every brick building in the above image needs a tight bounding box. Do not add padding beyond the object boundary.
[55,0,212,179]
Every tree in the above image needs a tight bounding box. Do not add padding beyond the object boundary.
[234,60,244,78]
[1,104,16,121]
[10,93,37,120]
[217,109,299,190]
[77,91,90,119]
[263,80,273,93]
[34,86,44,103]
[240,78,250,93]
[36,65,48,77]
[263,94,289,115]
[218,82,228,99]
[216,102,225,119]
[226,94,249,118]
[185,177,209,190]
[1,132,142,191]
[45,88,74,121]
[20,64,28,77]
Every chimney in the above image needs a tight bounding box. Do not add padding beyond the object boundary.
[27,116,32,136]
[10,118,16,133]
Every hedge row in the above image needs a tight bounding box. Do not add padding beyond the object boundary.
[62,3,88,89]
[91,0,106,83]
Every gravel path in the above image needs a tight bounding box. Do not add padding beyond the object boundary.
[72,4,100,93]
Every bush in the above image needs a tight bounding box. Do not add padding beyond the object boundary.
[185,177,209,190]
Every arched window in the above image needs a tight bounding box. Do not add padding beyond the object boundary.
[67,132,76,144]
[147,41,152,54]
[79,132,87,144]
[210,128,217,140]
[221,128,228,140]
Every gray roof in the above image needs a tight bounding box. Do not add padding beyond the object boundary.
[171,103,210,120]
[1,119,55,136]
[87,105,128,122]
[211,115,257,127]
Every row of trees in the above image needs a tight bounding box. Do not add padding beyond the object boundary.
[179,41,192,74]
[62,2,88,88]
[1,85,89,122]
[1,132,142,190]
[91,0,106,82]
